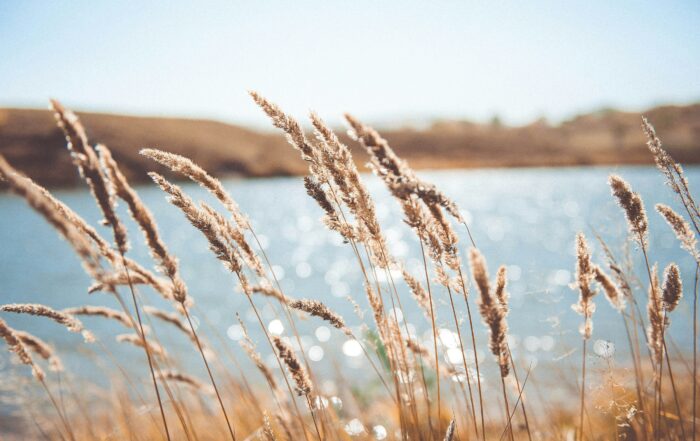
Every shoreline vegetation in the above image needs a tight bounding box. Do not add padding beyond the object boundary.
[0,94,698,440]
[1,102,699,188]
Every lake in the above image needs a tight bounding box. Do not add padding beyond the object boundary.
[0,165,697,406]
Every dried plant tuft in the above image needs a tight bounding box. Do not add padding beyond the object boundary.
[609,175,648,246]
[272,336,312,396]
[1,303,94,343]
[572,233,597,339]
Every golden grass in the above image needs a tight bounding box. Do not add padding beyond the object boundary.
[0,96,698,441]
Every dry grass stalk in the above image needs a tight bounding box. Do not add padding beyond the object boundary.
[260,411,277,441]
[494,266,509,308]
[572,233,597,339]
[406,339,430,358]
[0,156,104,281]
[443,419,456,441]
[40,102,172,441]
[288,299,348,334]
[646,264,666,437]
[201,202,264,276]
[251,93,385,262]
[661,263,682,314]
[98,145,189,303]
[0,318,45,380]
[20,173,173,300]
[140,148,251,232]
[402,268,431,319]
[157,370,213,394]
[116,334,167,357]
[303,176,355,240]
[345,110,485,437]
[309,112,386,256]
[87,271,149,294]
[572,232,597,441]
[609,175,649,247]
[6,99,700,441]
[63,305,134,330]
[238,313,282,398]
[251,96,415,434]
[470,248,509,377]
[249,92,312,158]
[240,337,278,393]
[149,172,242,274]
[14,331,64,372]
[143,306,195,341]
[50,100,129,254]
[0,320,75,439]
[274,414,294,441]
[656,204,699,263]
[28,181,173,300]
[249,283,291,304]
[593,266,626,312]
[151,167,303,440]
[28,173,171,296]
[272,336,312,397]
[595,235,635,301]
[647,265,664,366]
[642,116,699,441]
[1,303,94,343]
[142,147,309,438]
[643,117,700,224]
[345,114,464,224]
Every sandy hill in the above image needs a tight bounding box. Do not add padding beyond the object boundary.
[0,104,698,188]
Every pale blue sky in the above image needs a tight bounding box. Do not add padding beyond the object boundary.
[1,1,699,128]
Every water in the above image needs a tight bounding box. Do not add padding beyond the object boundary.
[0,166,697,401]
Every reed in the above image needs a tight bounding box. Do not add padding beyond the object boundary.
[571,233,596,441]
[1,303,95,343]
[2,99,699,441]
[470,248,513,440]
[63,305,135,330]
[14,331,63,373]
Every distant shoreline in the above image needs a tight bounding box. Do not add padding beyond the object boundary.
[1,103,698,188]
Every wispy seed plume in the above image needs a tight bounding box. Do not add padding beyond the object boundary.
[1,303,94,343]
[609,175,648,246]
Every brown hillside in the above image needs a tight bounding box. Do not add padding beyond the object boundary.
[0,104,699,188]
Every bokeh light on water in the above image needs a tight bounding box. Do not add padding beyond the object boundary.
[0,166,697,402]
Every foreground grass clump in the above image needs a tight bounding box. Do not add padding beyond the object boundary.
[0,95,697,440]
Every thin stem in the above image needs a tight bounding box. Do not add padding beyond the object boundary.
[183,308,236,441]
[120,256,171,441]
[456,266,486,441]
[442,272,479,439]
[694,263,698,441]
[243,292,312,441]
[606,359,619,441]
[579,338,587,441]
[419,241,445,436]
[39,376,75,441]
[621,313,649,433]
[501,375,515,441]
[663,340,686,439]
[305,395,323,441]
[109,293,193,440]
[657,312,665,438]
[498,365,533,441]
[507,346,532,441]
[349,330,395,401]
